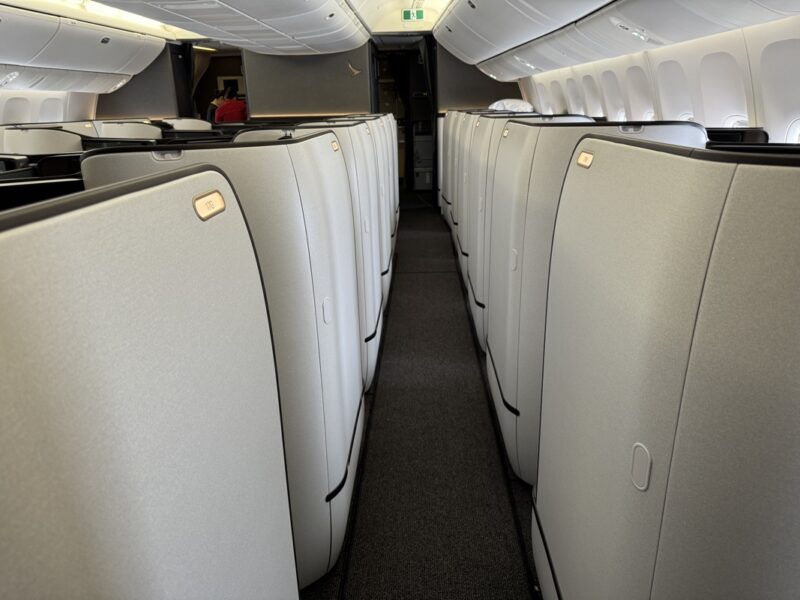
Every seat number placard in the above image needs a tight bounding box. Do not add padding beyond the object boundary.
[193,190,226,221]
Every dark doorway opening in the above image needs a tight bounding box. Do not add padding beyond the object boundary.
[373,35,437,194]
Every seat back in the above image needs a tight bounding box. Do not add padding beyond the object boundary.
[81,135,362,588]
[162,118,213,131]
[486,121,708,485]
[649,155,800,599]
[94,121,162,139]
[536,137,735,599]
[0,166,298,599]
[238,123,384,390]
[3,127,83,154]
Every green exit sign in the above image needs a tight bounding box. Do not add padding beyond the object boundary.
[402,8,424,21]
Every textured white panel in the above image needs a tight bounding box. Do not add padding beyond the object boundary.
[29,19,163,75]
[478,0,800,80]
[104,0,368,54]
[0,5,60,66]
[0,170,299,599]
[434,0,608,64]
[81,133,364,588]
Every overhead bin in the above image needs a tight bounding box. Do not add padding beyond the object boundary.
[434,0,609,64]
[0,165,298,599]
[81,133,364,589]
[0,4,164,94]
[31,19,164,75]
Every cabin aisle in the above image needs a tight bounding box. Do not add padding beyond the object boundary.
[331,196,537,599]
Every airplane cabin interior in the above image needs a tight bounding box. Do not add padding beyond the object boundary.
[2,1,800,599]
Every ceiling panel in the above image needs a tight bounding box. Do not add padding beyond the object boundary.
[433,0,609,64]
[101,0,368,54]
[351,0,455,34]
[479,0,800,81]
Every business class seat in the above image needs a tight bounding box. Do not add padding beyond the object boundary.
[462,114,591,326]
[451,111,481,258]
[94,121,162,139]
[533,137,800,600]
[445,111,470,232]
[440,110,458,217]
[0,165,298,600]
[81,133,364,589]
[161,117,213,131]
[486,120,707,485]
[447,110,521,251]
[1,121,99,139]
[446,109,525,246]
[332,114,398,252]
[2,127,83,155]
[237,123,384,390]
[330,114,396,290]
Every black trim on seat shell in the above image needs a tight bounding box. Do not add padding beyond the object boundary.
[505,118,708,135]
[80,130,336,163]
[487,343,520,417]
[578,133,800,167]
[365,295,384,343]
[442,194,451,206]
[0,164,228,232]
[533,501,564,600]
[325,393,365,503]
[381,253,393,276]
[457,234,469,257]
[467,273,486,309]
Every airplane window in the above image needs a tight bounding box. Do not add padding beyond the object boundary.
[582,75,604,117]
[2,97,31,124]
[787,118,800,144]
[725,115,750,128]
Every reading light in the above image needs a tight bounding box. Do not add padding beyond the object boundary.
[514,55,537,71]
[108,77,128,92]
[0,71,20,87]
[193,45,218,52]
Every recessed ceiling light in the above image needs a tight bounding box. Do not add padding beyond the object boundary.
[108,77,128,92]
[0,71,20,87]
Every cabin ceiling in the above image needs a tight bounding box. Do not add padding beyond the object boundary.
[478,0,800,80]
[93,0,608,56]
[99,0,370,54]
[27,0,800,75]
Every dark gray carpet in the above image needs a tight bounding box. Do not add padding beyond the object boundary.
[302,198,539,600]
